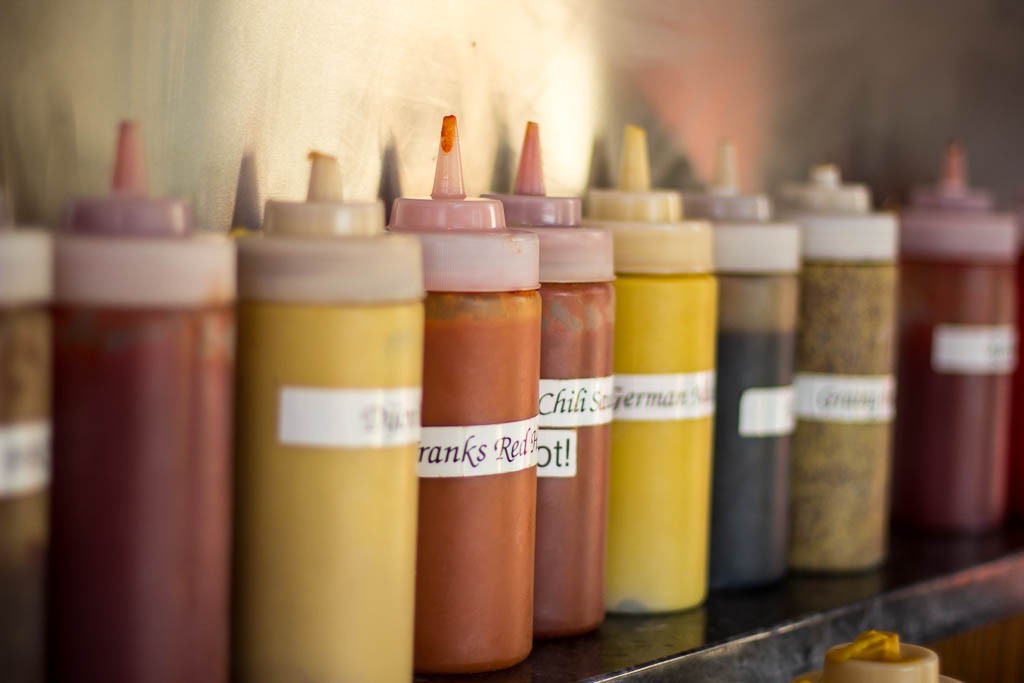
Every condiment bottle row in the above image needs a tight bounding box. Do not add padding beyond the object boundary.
[0,117,1021,682]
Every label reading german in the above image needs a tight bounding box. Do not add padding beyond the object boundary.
[536,428,577,478]
[418,417,539,478]
[0,420,50,497]
[932,324,1018,374]
[278,386,421,448]
[612,371,716,422]
[538,376,614,427]
[738,385,795,437]
[793,373,894,423]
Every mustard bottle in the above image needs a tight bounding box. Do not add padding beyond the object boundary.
[586,126,717,613]
[793,630,962,682]
[233,153,424,682]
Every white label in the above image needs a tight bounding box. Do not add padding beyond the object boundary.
[537,429,577,478]
[418,417,538,478]
[932,324,1018,374]
[538,376,614,427]
[612,371,716,422]
[0,421,50,497]
[793,373,895,423]
[278,386,421,448]
[738,386,795,437]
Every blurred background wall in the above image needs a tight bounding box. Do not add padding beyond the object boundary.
[1,0,1023,230]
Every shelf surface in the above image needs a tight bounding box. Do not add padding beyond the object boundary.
[416,528,1024,682]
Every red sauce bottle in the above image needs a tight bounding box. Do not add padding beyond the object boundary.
[390,116,541,673]
[1012,193,1024,519]
[49,122,235,682]
[894,143,1018,532]
[486,122,615,638]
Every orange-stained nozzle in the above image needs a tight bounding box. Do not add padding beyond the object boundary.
[432,115,466,199]
[940,140,966,190]
[513,121,545,196]
[112,120,148,195]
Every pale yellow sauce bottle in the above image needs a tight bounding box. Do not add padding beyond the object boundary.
[234,154,424,682]
[586,126,717,612]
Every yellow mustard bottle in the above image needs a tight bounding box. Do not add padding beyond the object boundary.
[586,126,717,613]
[234,153,425,682]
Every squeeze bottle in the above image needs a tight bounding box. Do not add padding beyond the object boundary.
[586,125,716,613]
[390,116,541,673]
[779,164,898,572]
[49,121,235,683]
[895,142,1017,533]
[0,194,51,683]
[485,122,615,637]
[793,630,961,683]
[233,153,424,681]
[684,140,801,589]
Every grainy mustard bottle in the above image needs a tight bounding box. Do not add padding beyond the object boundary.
[586,125,716,613]
[779,165,898,573]
[234,153,424,682]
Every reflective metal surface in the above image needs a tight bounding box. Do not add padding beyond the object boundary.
[2,0,1024,229]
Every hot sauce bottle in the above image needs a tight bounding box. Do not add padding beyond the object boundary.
[683,141,801,589]
[894,143,1018,533]
[485,122,615,638]
[585,125,717,613]
[389,116,541,673]
[233,154,424,681]
[49,122,236,683]
[0,200,51,683]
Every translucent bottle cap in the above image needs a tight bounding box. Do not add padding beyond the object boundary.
[793,631,960,683]
[0,229,52,305]
[484,122,609,283]
[712,222,801,274]
[56,120,234,307]
[900,208,1017,263]
[585,124,709,273]
[682,139,773,222]
[909,141,995,211]
[389,115,539,292]
[239,152,423,304]
[779,164,872,214]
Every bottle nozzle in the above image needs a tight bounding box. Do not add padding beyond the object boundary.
[940,140,967,190]
[513,121,545,196]
[432,115,466,199]
[619,125,651,192]
[112,120,148,195]
[811,163,841,188]
[827,631,904,664]
[713,139,739,194]
[306,151,344,202]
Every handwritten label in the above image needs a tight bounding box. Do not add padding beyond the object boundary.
[612,371,716,422]
[932,324,1018,374]
[538,376,614,427]
[418,417,539,478]
[278,386,421,448]
[0,421,50,497]
[738,386,795,437]
[793,373,895,423]
[537,428,577,478]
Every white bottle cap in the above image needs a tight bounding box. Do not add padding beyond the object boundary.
[0,229,52,306]
[682,139,772,223]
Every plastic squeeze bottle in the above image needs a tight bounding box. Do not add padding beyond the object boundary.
[779,165,898,573]
[895,142,1018,533]
[1014,190,1024,519]
[684,140,801,589]
[793,630,961,683]
[586,125,717,613]
[49,121,235,683]
[0,198,51,683]
[390,116,541,673]
[233,154,424,682]
[485,122,615,638]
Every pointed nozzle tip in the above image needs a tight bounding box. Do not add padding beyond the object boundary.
[619,124,651,192]
[941,139,967,189]
[513,120,546,196]
[811,163,841,188]
[432,114,466,199]
[714,138,739,193]
[112,119,148,195]
[306,151,344,202]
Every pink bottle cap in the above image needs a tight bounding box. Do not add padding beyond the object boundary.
[484,122,612,284]
[901,142,1017,263]
[389,115,539,292]
[56,121,235,307]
